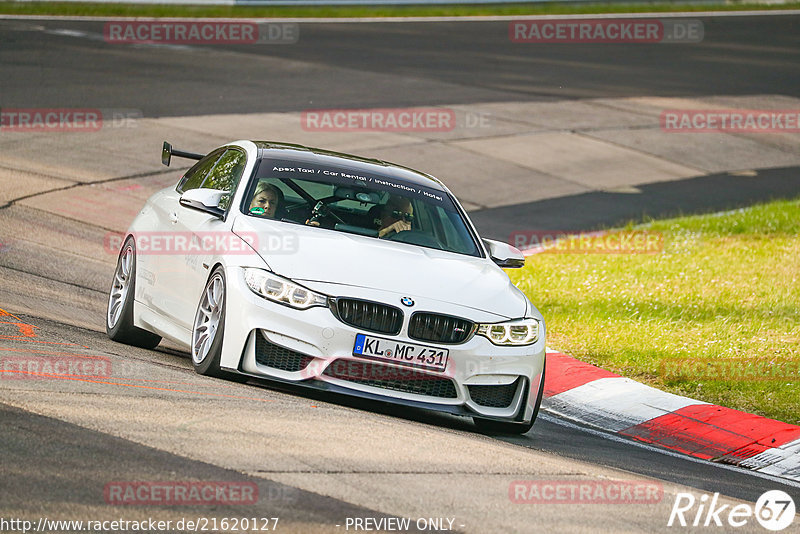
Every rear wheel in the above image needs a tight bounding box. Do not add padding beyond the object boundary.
[474,367,546,435]
[106,237,162,349]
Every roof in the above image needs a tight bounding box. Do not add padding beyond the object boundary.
[253,141,447,192]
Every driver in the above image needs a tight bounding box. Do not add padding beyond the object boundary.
[305,193,414,236]
[249,182,284,219]
[376,195,413,238]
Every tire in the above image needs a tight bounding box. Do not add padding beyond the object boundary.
[106,237,162,349]
[191,267,229,378]
[473,365,546,435]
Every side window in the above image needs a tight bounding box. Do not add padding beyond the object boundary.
[204,149,247,210]
[177,149,224,193]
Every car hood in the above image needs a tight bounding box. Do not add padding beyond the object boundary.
[233,217,528,319]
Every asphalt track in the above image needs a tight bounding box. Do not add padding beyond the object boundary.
[2,15,799,238]
[2,15,799,113]
[1,13,800,533]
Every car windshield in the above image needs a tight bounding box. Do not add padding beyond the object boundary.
[242,159,481,257]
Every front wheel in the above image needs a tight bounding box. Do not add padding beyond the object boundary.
[106,237,162,349]
[191,267,228,377]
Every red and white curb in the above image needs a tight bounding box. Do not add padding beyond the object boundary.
[541,350,800,482]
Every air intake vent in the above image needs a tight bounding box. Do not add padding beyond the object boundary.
[255,332,314,372]
[333,298,403,335]
[323,360,457,398]
[408,312,473,344]
[467,378,521,408]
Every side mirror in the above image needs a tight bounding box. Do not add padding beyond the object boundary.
[484,239,525,268]
[179,188,227,218]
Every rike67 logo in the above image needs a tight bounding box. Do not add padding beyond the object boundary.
[668,490,795,531]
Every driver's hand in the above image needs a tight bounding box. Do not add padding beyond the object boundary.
[305,219,320,227]
[378,220,411,238]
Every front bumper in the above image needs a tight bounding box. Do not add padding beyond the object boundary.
[220,267,546,423]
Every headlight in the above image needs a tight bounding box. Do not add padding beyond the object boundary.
[243,268,327,309]
[476,318,540,346]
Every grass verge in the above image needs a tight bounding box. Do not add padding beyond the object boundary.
[0,1,799,18]
[509,197,800,424]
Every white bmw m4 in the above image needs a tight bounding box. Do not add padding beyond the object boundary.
[106,140,546,434]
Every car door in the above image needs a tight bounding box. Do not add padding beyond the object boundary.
[167,147,248,330]
[144,148,225,322]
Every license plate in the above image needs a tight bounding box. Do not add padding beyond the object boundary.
[353,334,449,372]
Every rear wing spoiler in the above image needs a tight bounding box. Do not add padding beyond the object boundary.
[161,141,204,167]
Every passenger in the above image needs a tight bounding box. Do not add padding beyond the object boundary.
[376,195,413,238]
[249,182,284,219]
